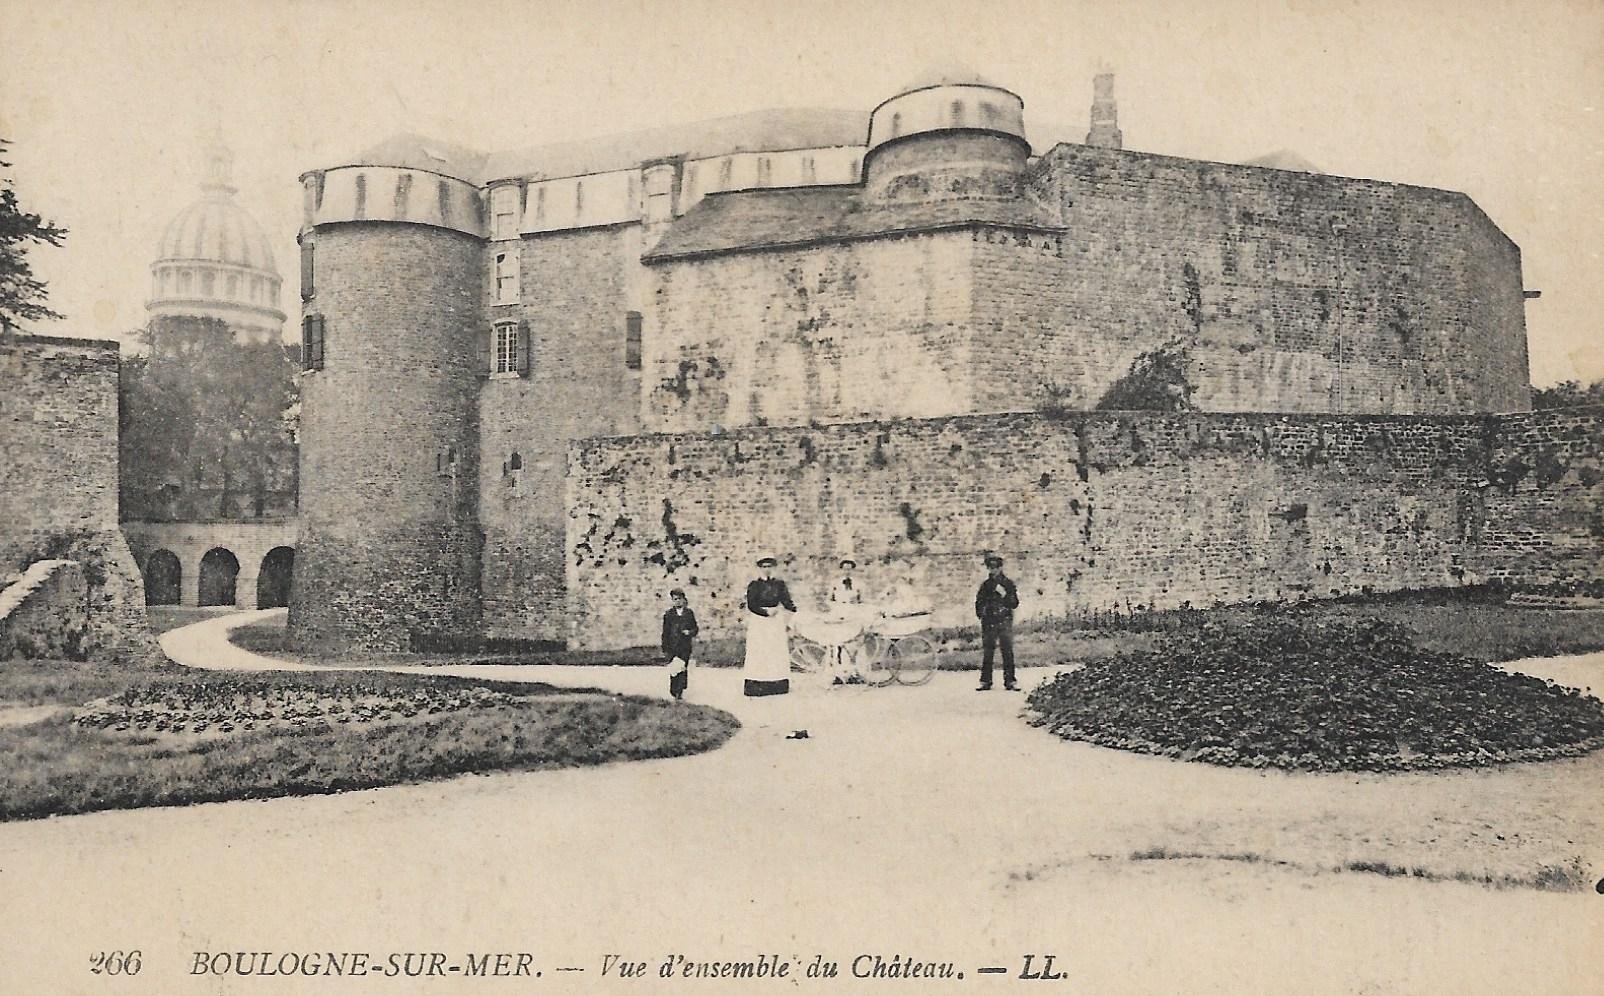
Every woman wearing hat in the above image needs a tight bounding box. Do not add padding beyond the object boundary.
[743,556,797,696]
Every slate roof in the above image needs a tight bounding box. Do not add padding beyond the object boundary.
[349,109,870,185]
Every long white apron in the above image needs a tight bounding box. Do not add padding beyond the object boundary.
[742,610,791,696]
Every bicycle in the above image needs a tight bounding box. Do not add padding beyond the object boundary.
[789,611,938,687]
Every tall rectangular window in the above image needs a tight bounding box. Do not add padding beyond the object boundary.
[490,185,519,240]
[494,250,519,304]
[493,321,520,375]
[301,314,325,372]
[300,242,314,301]
[625,311,643,370]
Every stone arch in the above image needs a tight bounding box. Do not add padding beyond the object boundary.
[256,546,295,609]
[143,549,182,606]
[198,547,240,607]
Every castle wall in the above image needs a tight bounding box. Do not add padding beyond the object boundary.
[477,225,647,640]
[996,145,1532,415]
[0,335,158,663]
[565,409,1603,651]
[645,230,977,432]
[288,224,484,651]
[1475,407,1604,586]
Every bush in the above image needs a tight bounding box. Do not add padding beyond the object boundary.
[1025,614,1604,772]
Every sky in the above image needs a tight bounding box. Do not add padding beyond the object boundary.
[1,0,1599,385]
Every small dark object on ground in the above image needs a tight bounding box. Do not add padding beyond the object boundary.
[786,729,810,740]
[1025,613,1604,773]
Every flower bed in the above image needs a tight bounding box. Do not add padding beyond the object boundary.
[1025,615,1604,772]
[75,679,526,740]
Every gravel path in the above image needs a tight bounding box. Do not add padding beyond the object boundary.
[0,610,1598,994]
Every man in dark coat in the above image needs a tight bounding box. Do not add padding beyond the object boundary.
[661,588,699,700]
[974,553,1019,691]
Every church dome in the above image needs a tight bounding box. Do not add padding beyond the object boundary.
[156,196,279,274]
[148,133,285,342]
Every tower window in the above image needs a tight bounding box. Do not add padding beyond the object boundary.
[301,314,325,372]
[801,156,816,183]
[491,185,519,239]
[718,158,733,188]
[300,242,314,301]
[179,269,193,293]
[756,157,771,186]
[493,321,519,374]
[625,311,643,370]
[492,320,529,376]
[950,100,965,125]
[353,174,367,219]
[226,274,239,299]
[890,112,902,137]
[201,271,216,296]
[494,250,519,304]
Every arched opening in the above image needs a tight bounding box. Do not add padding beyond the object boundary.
[198,547,240,607]
[143,549,181,606]
[257,546,295,609]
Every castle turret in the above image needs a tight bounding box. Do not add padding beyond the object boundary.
[863,71,1030,203]
[287,164,487,651]
[1085,72,1122,149]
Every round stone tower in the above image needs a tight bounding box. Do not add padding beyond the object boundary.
[287,164,487,651]
[863,70,1030,203]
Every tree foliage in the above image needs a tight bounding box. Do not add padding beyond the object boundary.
[1531,378,1604,410]
[0,137,68,333]
[119,315,300,521]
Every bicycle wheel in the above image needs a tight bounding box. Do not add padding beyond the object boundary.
[890,634,937,686]
[790,637,828,675]
[855,633,897,687]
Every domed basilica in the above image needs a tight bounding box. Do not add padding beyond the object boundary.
[147,132,285,343]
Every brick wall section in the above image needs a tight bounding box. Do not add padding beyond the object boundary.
[1475,407,1604,585]
[288,224,484,651]
[565,408,1602,650]
[1008,145,1532,415]
[0,334,159,663]
[478,226,647,640]
[646,231,977,432]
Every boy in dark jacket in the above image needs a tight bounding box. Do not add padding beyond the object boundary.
[662,588,699,700]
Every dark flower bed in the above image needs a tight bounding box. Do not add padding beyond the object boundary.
[1025,615,1604,772]
[75,677,525,738]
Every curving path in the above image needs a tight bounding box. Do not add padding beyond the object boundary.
[0,612,1599,994]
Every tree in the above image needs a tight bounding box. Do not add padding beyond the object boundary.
[0,138,67,333]
[120,315,300,521]
[1531,379,1604,410]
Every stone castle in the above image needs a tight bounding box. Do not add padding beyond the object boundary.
[286,72,1598,653]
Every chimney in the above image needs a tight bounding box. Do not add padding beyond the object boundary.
[1086,72,1122,150]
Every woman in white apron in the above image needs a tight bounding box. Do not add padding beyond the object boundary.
[743,556,796,696]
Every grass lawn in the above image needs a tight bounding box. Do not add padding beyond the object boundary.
[229,588,1604,672]
[0,659,738,822]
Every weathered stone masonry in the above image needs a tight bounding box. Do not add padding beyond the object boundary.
[292,73,1542,651]
[566,408,1603,650]
[288,223,485,651]
[0,334,159,663]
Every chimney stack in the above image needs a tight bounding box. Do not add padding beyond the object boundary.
[1086,72,1122,150]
